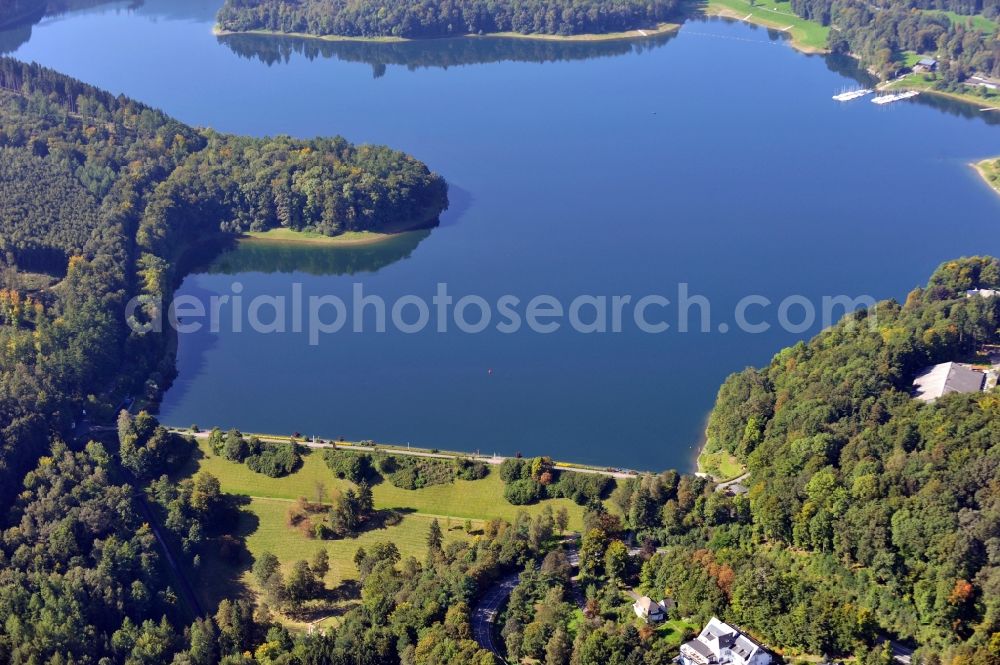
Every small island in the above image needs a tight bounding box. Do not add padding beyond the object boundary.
[216,0,681,41]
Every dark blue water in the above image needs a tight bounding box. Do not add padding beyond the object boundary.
[8,1,999,471]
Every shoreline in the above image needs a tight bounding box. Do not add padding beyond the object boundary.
[240,215,439,247]
[241,229,401,247]
[882,73,1000,109]
[973,158,1000,197]
[213,22,681,44]
[215,9,1000,115]
[699,3,1000,112]
[697,0,829,53]
[167,426,645,480]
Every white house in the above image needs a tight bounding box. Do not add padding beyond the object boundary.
[965,288,1000,298]
[912,362,986,402]
[632,596,671,623]
[677,617,771,665]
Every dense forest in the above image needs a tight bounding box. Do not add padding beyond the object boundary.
[687,256,1000,661]
[216,0,681,38]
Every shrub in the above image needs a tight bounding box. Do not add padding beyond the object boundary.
[454,457,489,481]
[324,450,374,483]
[548,472,611,505]
[246,440,300,477]
[386,457,454,489]
[222,429,249,462]
[499,458,527,482]
[504,478,544,505]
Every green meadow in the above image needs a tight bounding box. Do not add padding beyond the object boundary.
[180,440,587,527]
[701,0,830,52]
[923,9,998,33]
[177,439,591,621]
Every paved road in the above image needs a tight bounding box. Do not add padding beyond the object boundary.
[133,491,205,618]
[715,472,750,493]
[878,637,914,665]
[471,573,519,662]
[563,538,587,610]
[627,545,668,556]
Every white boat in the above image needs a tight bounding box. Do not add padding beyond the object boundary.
[832,88,872,102]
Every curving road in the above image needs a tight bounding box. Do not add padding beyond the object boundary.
[471,573,519,662]
[715,472,750,493]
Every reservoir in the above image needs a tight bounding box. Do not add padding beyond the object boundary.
[7,0,999,471]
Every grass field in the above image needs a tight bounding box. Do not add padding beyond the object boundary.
[974,157,1000,197]
[243,228,396,246]
[194,496,473,631]
[654,618,699,645]
[176,440,595,627]
[181,441,588,528]
[178,440,593,628]
[243,498,470,583]
[697,449,745,481]
[700,0,829,52]
[922,9,998,33]
[899,50,923,68]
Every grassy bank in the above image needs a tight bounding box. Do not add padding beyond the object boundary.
[215,22,680,44]
[974,157,1000,197]
[883,72,1000,108]
[700,0,829,52]
[243,227,399,246]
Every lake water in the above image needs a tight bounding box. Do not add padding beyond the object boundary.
[7,0,1000,471]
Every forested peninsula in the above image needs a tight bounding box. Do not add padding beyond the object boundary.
[0,54,445,500]
[216,0,681,39]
